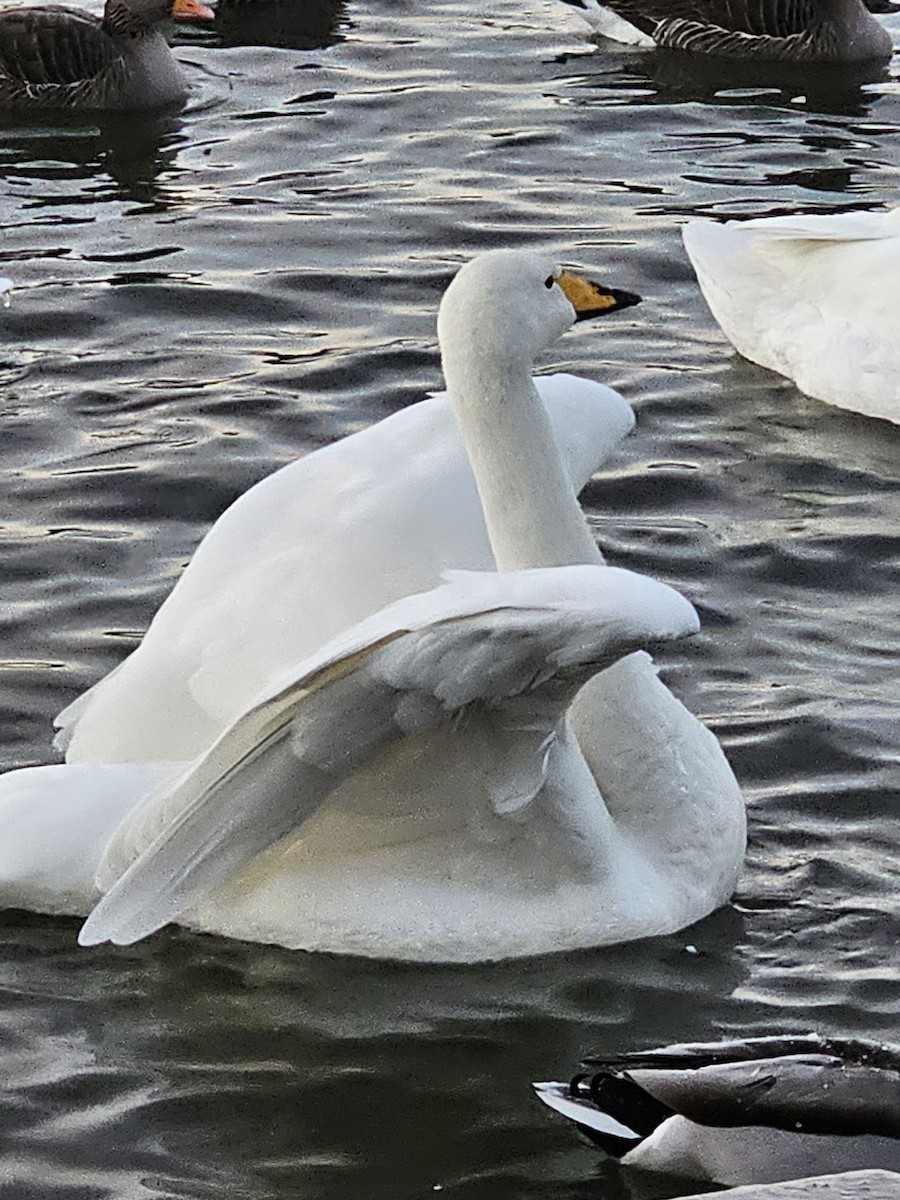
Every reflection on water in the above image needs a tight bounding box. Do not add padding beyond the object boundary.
[0,906,749,1200]
[565,47,895,115]
[0,111,189,206]
[209,0,348,50]
[0,0,899,1195]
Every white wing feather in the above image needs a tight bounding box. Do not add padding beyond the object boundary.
[56,379,634,763]
[79,564,697,947]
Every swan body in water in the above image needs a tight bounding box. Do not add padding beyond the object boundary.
[535,1033,900,1184]
[683,208,900,424]
[0,249,745,960]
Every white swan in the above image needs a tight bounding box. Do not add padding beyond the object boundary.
[535,1033,900,1184]
[558,0,894,60]
[682,208,900,424]
[0,249,746,960]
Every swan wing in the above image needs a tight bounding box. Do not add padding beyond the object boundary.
[56,379,634,763]
[733,208,900,243]
[78,564,697,947]
[682,212,900,421]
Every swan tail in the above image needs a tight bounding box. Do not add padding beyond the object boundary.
[79,565,698,947]
[682,218,807,372]
[0,761,182,917]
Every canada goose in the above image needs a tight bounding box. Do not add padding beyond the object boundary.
[535,1033,900,1184]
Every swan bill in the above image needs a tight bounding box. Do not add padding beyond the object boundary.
[556,272,642,321]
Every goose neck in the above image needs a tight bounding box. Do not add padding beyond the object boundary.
[103,0,157,37]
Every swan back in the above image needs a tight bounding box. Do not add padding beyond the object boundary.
[683,210,900,422]
[57,381,634,762]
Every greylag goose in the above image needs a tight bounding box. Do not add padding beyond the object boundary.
[559,0,894,62]
[0,249,745,959]
[0,0,214,112]
[535,1034,900,1185]
[682,207,900,424]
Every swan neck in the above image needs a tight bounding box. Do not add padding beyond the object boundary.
[446,355,602,571]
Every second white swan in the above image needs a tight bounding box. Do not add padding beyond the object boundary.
[683,208,900,424]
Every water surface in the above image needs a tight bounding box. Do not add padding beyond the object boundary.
[1,0,899,1196]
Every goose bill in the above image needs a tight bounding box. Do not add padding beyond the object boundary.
[557,272,642,321]
[172,0,215,22]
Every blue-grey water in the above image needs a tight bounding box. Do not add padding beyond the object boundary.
[1,0,899,1196]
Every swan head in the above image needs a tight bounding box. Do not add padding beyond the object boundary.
[437,249,641,378]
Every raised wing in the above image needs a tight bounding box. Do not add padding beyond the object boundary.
[56,378,635,763]
[0,8,115,86]
[78,563,697,947]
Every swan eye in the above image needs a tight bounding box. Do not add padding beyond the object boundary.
[544,275,556,289]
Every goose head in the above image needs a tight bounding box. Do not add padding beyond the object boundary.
[105,0,214,32]
[437,249,641,380]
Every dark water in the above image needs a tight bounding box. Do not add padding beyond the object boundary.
[1,0,899,1196]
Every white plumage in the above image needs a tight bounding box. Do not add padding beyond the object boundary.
[55,374,634,763]
[683,208,900,424]
[0,249,746,960]
[77,564,700,948]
